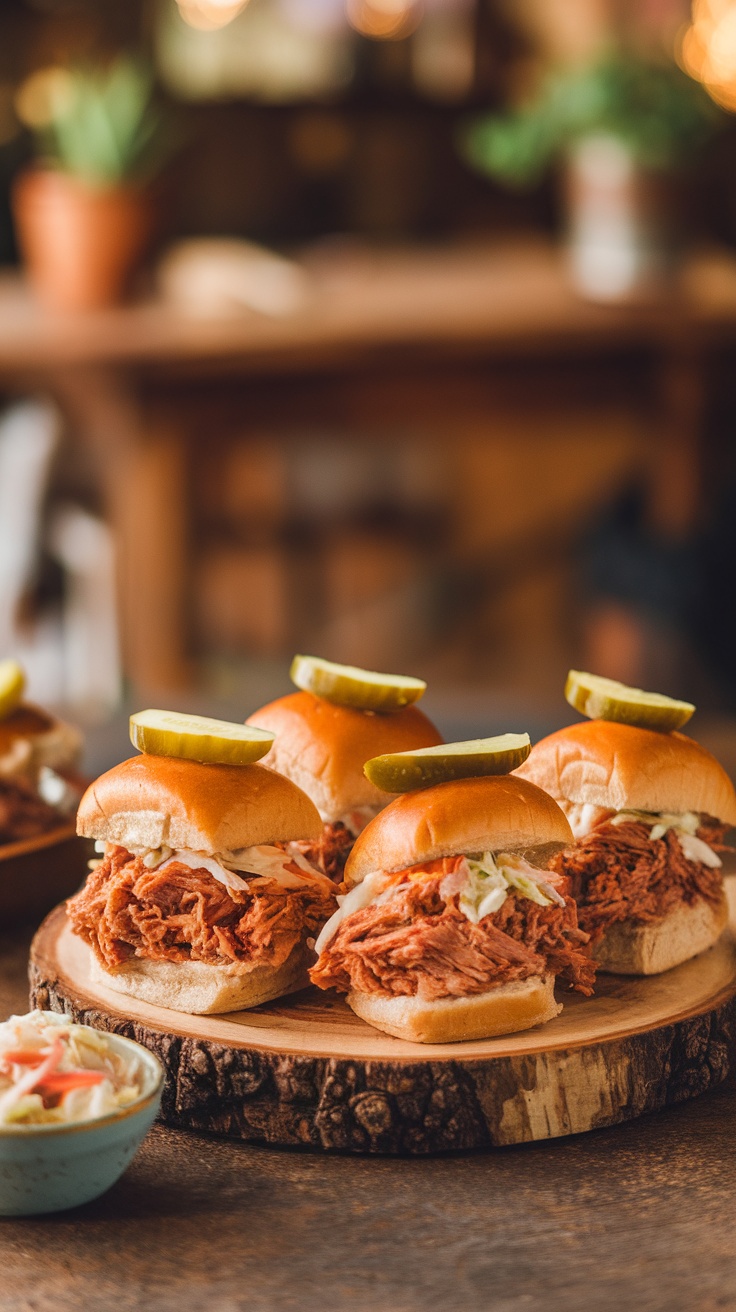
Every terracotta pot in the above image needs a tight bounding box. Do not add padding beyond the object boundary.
[12,168,152,311]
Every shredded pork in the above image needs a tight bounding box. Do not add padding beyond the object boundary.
[68,846,337,973]
[552,816,729,939]
[310,869,595,1001]
[0,776,63,844]
[292,821,356,883]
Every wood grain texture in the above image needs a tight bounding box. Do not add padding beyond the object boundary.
[30,895,736,1154]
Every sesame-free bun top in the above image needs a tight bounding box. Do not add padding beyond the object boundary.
[516,719,736,825]
[246,691,443,822]
[345,774,573,887]
[77,753,322,853]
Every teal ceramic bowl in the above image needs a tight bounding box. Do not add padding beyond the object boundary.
[0,1023,164,1216]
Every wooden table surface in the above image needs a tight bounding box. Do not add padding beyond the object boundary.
[3,924,736,1312]
[1,240,736,376]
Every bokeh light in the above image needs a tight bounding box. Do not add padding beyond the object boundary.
[345,0,423,41]
[175,0,250,32]
[681,0,736,111]
[15,67,75,129]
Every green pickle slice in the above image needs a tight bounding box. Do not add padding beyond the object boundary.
[564,670,695,732]
[0,659,25,721]
[290,654,426,713]
[364,733,531,793]
[130,709,275,766]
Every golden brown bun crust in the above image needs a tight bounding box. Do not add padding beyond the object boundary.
[345,774,573,887]
[516,720,736,825]
[246,691,442,822]
[77,753,322,851]
[593,887,728,975]
[348,975,560,1043]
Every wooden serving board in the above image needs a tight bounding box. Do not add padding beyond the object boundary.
[30,891,736,1154]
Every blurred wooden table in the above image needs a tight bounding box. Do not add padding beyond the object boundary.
[0,237,735,690]
[4,921,736,1312]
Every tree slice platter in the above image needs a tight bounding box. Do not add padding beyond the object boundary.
[29,894,736,1154]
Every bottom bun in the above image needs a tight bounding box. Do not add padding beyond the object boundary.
[347,975,561,1044]
[89,944,311,1015]
[594,889,729,976]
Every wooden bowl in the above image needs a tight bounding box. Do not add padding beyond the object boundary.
[0,824,92,927]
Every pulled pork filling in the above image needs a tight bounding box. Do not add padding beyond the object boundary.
[0,776,63,844]
[293,822,356,884]
[68,846,337,973]
[294,808,380,883]
[552,815,729,939]
[310,858,595,1001]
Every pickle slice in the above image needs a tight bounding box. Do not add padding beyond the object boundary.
[290,654,426,713]
[564,670,695,732]
[130,709,274,766]
[0,659,25,721]
[364,733,531,793]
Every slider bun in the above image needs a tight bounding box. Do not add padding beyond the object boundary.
[345,775,573,888]
[348,974,560,1043]
[77,753,322,852]
[247,691,442,822]
[0,702,82,773]
[593,888,728,975]
[516,720,736,825]
[88,942,311,1015]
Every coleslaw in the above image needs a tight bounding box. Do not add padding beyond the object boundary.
[0,1012,144,1127]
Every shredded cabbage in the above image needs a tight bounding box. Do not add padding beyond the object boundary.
[0,1011,144,1127]
[105,843,331,894]
[314,850,565,953]
[461,852,564,923]
[610,810,722,868]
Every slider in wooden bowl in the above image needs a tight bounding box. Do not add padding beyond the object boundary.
[0,681,89,925]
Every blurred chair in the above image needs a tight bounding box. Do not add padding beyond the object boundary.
[0,398,121,713]
[0,399,60,660]
[48,506,121,716]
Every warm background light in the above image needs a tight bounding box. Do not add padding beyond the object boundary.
[175,0,249,31]
[681,0,736,111]
[345,0,423,41]
[15,67,75,129]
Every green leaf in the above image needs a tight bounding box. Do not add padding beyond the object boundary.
[33,56,174,187]
[460,50,722,189]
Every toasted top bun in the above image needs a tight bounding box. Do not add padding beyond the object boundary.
[345,775,573,887]
[516,720,736,825]
[0,703,82,777]
[77,753,322,853]
[246,691,442,822]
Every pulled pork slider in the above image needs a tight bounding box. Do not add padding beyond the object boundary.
[310,775,594,1043]
[67,754,337,1014]
[0,704,83,845]
[246,692,442,882]
[516,720,736,974]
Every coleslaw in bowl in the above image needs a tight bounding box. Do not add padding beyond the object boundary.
[0,1011,163,1214]
[0,1010,149,1127]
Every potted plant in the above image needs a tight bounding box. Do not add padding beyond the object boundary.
[462,52,721,301]
[12,57,169,312]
